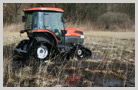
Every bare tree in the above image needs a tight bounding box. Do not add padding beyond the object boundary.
[14,4,22,23]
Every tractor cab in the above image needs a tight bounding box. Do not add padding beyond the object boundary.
[22,7,66,46]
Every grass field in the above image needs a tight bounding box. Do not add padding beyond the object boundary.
[3,23,135,87]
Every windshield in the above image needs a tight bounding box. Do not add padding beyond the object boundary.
[44,12,64,31]
[25,11,64,31]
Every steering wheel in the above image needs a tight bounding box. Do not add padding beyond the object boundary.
[54,27,62,40]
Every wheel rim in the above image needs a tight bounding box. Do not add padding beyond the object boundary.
[77,49,82,55]
[77,49,84,58]
[37,45,48,59]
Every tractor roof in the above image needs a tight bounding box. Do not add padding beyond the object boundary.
[23,7,64,12]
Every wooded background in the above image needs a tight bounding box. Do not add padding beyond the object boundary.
[3,3,135,30]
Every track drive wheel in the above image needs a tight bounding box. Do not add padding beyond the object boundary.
[76,47,92,60]
[11,40,29,73]
[11,53,25,73]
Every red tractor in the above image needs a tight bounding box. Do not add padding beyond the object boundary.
[12,7,91,69]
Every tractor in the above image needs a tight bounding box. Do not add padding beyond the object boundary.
[12,7,92,70]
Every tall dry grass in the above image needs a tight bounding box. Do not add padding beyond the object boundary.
[3,23,28,46]
[3,23,135,87]
[3,23,24,32]
[65,21,135,32]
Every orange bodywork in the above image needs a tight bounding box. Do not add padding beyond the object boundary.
[65,28,82,37]
[23,7,64,12]
[28,28,82,45]
[29,30,58,45]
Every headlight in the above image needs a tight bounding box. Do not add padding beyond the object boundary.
[80,35,84,39]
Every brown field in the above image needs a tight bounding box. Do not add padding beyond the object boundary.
[3,23,135,87]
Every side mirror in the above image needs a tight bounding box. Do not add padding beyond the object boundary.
[22,16,25,22]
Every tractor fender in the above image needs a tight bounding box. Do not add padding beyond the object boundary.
[31,30,58,45]
[33,32,58,47]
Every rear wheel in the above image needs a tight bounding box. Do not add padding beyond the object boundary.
[30,42,58,74]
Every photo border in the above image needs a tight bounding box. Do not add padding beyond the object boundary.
[1,0,137,89]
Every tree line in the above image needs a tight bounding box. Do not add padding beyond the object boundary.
[3,3,135,25]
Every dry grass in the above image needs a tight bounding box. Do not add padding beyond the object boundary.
[3,23,135,87]
[3,23,28,46]
[84,31,135,39]
[3,23,24,32]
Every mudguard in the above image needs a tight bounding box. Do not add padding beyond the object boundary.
[32,32,58,47]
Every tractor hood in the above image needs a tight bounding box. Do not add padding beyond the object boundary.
[64,28,84,44]
[65,28,84,37]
